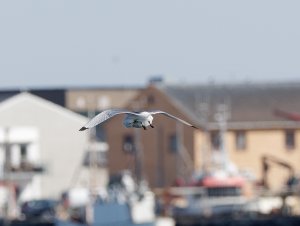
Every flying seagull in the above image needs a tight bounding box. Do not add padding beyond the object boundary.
[79,109,198,131]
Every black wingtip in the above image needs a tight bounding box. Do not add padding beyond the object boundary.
[79,127,88,131]
[191,125,200,130]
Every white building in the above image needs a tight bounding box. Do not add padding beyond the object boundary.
[0,92,106,205]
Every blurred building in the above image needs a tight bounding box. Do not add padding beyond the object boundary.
[66,87,141,114]
[0,88,66,107]
[65,87,141,144]
[0,92,91,207]
[104,82,300,190]
[2,82,299,195]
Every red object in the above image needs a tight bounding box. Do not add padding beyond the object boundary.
[197,176,245,188]
[274,109,300,121]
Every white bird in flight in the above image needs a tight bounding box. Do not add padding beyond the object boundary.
[79,109,198,131]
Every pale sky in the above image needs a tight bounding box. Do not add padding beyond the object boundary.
[0,0,300,88]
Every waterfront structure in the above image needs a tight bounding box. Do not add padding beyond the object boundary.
[104,82,300,190]
[0,93,90,203]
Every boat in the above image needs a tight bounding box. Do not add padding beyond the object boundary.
[169,170,253,225]
[60,170,174,226]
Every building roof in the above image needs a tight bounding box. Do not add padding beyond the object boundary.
[158,82,300,129]
[0,92,87,124]
[0,91,19,102]
[66,87,141,113]
[0,89,66,106]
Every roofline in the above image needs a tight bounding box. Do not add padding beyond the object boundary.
[68,86,143,91]
[159,80,300,89]
[155,84,300,131]
[0,86,143,92]
[0,92,88,124]
[151,85,205,128]
[209,121,300,130]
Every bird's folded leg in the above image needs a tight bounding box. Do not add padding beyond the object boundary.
[142,125,147,130]
[149,121,154,128]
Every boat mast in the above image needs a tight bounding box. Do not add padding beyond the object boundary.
[214,103,230,171]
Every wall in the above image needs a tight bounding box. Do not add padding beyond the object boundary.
[0,94,89,199]
[105,85,197,188]
[226,129,300,189]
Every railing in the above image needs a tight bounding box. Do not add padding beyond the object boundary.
[1,162,46,181]
[9,162,45,173]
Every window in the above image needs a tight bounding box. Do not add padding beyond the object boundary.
[285,130,295,150]
[97,96,111,110]
[20,144,27,160]
[76,97,86,109]
[123,135,135,154]
[83,151,107,167]
[236,131,246,150]
[210,131,220,150]
[169,134,178,153]
[20,143,29,167]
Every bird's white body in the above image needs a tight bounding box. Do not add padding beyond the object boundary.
[79,109,197,131]
[123,112,154,128]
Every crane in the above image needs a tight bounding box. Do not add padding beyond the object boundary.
[261,155,296,189]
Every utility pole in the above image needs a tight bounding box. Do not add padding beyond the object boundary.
[132,100,145,185]
[134,126,143,184]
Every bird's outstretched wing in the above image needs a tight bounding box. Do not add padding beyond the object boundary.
[149,110,199,129]
[79,109,139,131]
